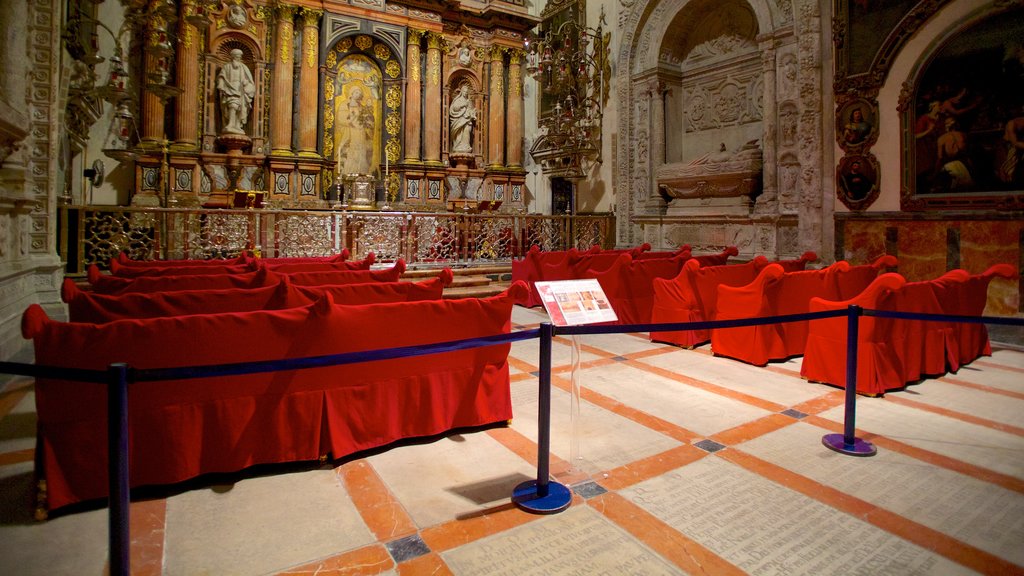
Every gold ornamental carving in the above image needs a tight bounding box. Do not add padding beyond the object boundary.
[386,85,401,108]
[508,48,524,65]
[386,111,401,136]
[356,35,373,51]
[426,33,443,50]
[509,62,521,97]
[305,33,316,68]
[428,49,440,86]
[385,60,400,78]
[374,44,391,60]
[385,138,400,163]
[280,28,292,63]
[324,81,334,101]
[409,47,420,82]
[338,37,352,53]
[325,49,336,68]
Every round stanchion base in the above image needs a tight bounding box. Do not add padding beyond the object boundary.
[512,480,572,514]
[822,433,877,456]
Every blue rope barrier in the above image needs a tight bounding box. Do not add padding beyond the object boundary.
[5,305,1023,572]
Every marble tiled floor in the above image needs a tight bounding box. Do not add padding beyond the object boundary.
[1,305,1022,575]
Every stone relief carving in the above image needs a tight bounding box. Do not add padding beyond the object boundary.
[681,71,763,132]
[778,52,798,101]
[683,33,757,66]
[779,103,798,148]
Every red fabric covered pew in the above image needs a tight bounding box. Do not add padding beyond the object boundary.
[800,273,908,395]
[89,265,279,294]
[88,260,406,294]
[588,247,734,326]
[648,251,820,348]
[109,260,257,278]
[800,272,958,394]
[114,252,250,268]
[511,244,658,307]
[23,280,526,512]
[114,250,350,268]
[930,264,1017,367]
[260,252,375,273]
[711,258,891,365]
[282,260,405,286]
[62,269,453,323]
[801,264,1018,395]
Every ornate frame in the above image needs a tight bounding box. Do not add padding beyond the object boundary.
[898,2,1024,211]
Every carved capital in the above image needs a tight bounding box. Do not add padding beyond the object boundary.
[300,7,322,27]
[426,32,444,50]
[275,2,297,20]
[490,45,507,62]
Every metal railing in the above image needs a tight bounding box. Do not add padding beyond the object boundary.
[59,206,615,273]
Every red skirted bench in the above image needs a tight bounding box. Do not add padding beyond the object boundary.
[62,270,453,323]
[512,244,658,307]
[88,260,406,294]
[585,247,736,325]
[801,264,1017,395]
[710,256,894,366]
[648,249,812,347]
[108,252,373,278]
[23,280,526,512]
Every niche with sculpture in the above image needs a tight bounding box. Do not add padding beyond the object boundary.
[447,78,481,168]
[332,54,382,180]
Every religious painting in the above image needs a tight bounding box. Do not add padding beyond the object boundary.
[333,55,382,179]
[836,98,877,152]
[837,153,879,210]
[902,6,1024,210]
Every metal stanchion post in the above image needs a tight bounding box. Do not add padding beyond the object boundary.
[108,363,130,576]
[513,322,572,513]
[822,305,877,456]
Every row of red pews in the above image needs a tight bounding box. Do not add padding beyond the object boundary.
[24,252,524,512]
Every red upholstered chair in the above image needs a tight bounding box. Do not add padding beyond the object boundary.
[282,259,406,286]
[712,262,857,365]
[650,257,768,347]
[261,252,375,273]
[776,251,819,271]
[23,280,527,512]
[511,245,549,306]
[834,254,898,300]
[800,273,907,395]
[89,265,280,295]
[930,264,1017,367]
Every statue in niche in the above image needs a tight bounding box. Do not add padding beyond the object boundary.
[336,86,376,176]
[216,49,256,135]
[449,84,477,153]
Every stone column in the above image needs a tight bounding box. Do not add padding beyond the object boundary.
[269,3,297,155]
[756,35,778,210]
[403,30,423,163]
[505,48,524,167]
[172,0,201,150]
[487,46,505,168]
[645,79,667,212]
[423,32,442,165]
[296,7,321,157]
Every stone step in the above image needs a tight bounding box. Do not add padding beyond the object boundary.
[442,282,511,299]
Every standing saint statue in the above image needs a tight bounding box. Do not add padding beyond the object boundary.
[217,49,256,135]
[449,85,476,153]
[336,86,376,176]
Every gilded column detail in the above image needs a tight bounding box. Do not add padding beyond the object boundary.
[140,15,169,146]
[506,48,523,167]
[423,32,443,164]
[270,3,297,155]
[172,0,201,150]
[487,46,506,167]
[404,29,423,162]
[296,7,321,157]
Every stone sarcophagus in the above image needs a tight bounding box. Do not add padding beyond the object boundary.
[657,140,763,216]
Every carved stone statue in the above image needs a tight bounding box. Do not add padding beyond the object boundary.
[216,49,256,135]
[449,85,476,154]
